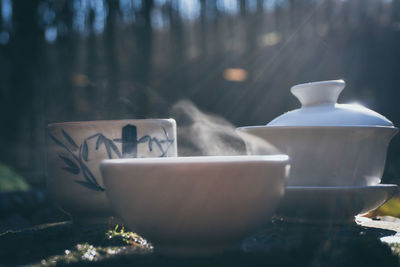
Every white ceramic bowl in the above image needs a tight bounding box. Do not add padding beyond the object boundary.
[237,80,398,186]
[46,119,177,223]
[100,155,289,255]
[237,126,397,186]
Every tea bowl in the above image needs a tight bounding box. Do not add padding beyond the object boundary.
[46,119,177,223]
[100,155,289,255]
[237,80,398,186]
[238,126,396,186]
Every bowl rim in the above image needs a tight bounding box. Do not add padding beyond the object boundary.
[101,154,289,165]
[47,118,176,127]
[237,125,398,131]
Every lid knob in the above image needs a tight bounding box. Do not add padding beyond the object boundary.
[291,80,345,107]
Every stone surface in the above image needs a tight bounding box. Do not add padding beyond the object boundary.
[0,191,399,266]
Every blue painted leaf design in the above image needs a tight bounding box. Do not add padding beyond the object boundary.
[82,140,89,161]
[74,180,104,191]
[81,162,100,186]
[62,167,80,175]
[137,135,150,144]
[96,135,104,150]
[138,135,151,152]
[58,155,79,170]
[162,140,174,156]
[49,134,69,150]
[61,129,79,151]
[108,139,122,158]
[88,133,101,140]
[148,138,153,152]
[162,127,168,138]
[153,139,164,155]
[104,140,112,158]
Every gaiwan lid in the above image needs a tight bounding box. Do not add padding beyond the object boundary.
[267,80,394,127]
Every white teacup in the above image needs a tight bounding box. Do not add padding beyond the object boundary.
[101,155,288,255]
[46,119,177,223]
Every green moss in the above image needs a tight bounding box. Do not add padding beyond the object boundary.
[0,163,30,192]
[33,243,148,266]
[106,224,152,248]
[28,224,153,266]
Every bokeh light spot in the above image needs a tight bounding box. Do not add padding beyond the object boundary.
[258,32,281,47]
[223,68,248,82]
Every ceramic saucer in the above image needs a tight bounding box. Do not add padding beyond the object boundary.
[276,184,398,223]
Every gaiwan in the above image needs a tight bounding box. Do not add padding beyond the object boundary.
[237,80,398,187]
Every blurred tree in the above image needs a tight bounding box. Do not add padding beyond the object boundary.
[0,0,400,187]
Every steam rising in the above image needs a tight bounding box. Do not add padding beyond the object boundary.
[170,100,280,156]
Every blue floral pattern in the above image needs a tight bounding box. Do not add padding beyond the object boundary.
[49,124,175,191]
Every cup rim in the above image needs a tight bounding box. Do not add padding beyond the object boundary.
[47,118,176,128]
[101,154,290,165]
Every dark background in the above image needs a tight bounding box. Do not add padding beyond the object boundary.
[0,0,399,188]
